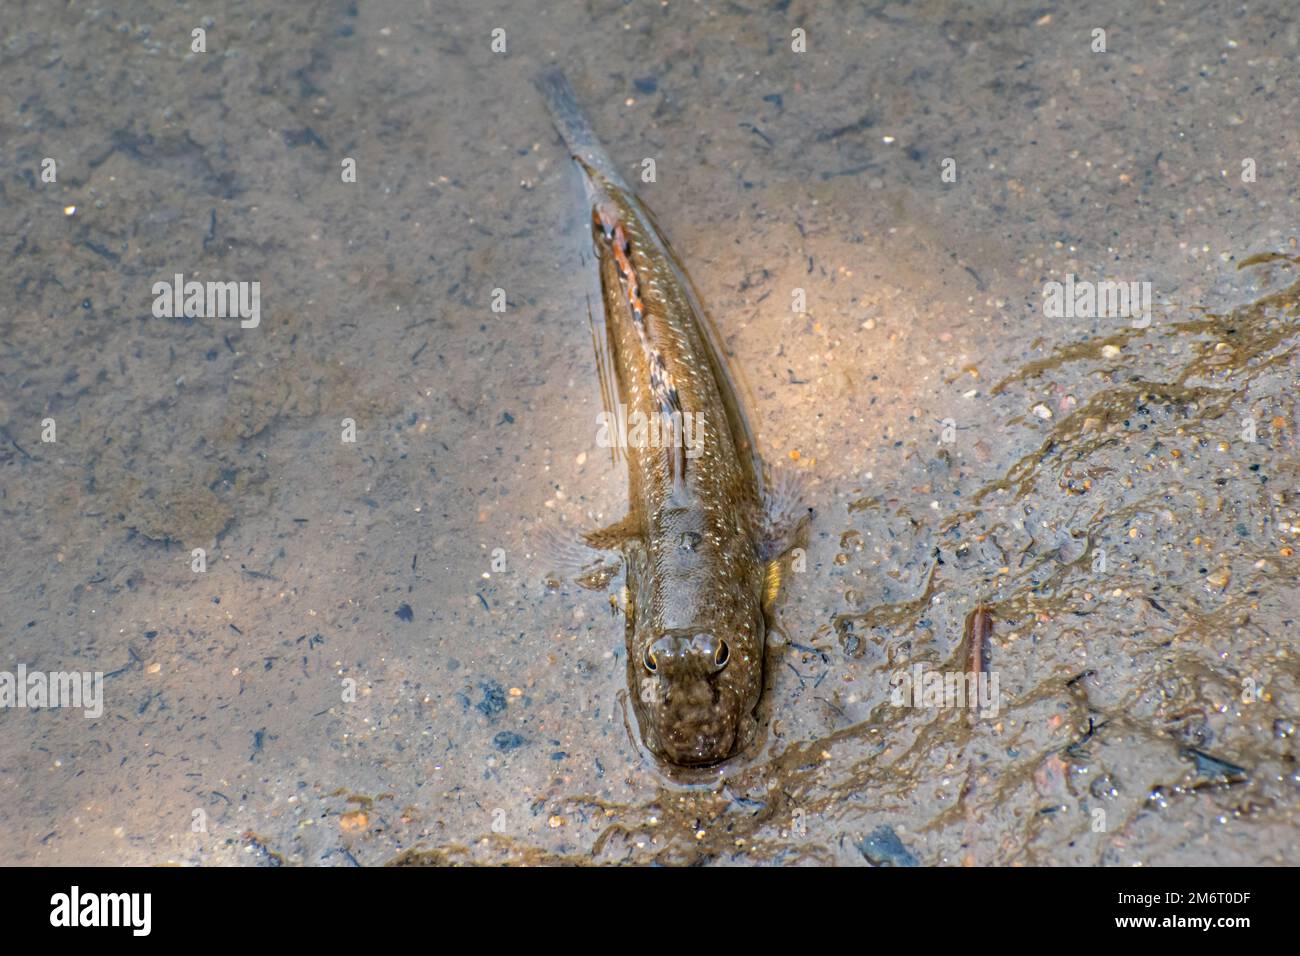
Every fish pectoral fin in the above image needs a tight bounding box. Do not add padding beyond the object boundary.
[581,512,640,551]
[757,465,814,615]
[535,523,624,592]
[759,463,814,564]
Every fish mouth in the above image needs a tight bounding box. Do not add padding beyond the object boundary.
[652,717,738,767]
[668,746,734,768]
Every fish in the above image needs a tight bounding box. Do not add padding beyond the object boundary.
[536,70,808,766]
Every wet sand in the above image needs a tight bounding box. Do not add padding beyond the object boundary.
[1,0,1297,865]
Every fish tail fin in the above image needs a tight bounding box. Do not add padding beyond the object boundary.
[534,69,629,191]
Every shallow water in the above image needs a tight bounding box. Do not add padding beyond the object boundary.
[1,0,1297,865]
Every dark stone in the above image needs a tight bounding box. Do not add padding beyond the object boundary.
[858,826,918,867]
[493,732,525,752]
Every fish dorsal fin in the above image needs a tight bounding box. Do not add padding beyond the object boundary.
[586,292,623,467]
[638,200,765,503]
[540,69,762,507]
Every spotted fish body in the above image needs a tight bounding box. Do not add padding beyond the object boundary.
[537,71,770,766]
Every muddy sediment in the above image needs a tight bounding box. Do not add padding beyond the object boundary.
[0,0,1296,865]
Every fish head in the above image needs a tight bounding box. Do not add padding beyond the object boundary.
[628,603,765,767]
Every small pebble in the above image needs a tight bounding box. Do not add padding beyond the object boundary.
[339,811,368,833]
[1206,568,1231,590]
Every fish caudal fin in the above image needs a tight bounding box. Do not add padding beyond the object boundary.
[534,69,629,192]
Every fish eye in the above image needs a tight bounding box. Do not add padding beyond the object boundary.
[643,646,658,673]
[714,640,730,669]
